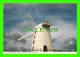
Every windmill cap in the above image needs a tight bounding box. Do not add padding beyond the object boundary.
[34,21,53,28]
[42,21,52,28]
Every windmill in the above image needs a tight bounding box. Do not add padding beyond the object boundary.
[18,13,53,52]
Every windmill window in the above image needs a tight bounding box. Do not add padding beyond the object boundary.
[33,41,35,44]
[35,31,36,34]
[34,35,35,39]
[32,47,34,50]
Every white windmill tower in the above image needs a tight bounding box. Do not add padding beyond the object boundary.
[18,13,53,52]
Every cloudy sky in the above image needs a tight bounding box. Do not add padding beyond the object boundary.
[4,4,76,52]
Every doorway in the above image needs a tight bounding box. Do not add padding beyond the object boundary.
[43,45,48,52]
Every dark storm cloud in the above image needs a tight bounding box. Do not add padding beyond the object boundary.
[4,33,27,51]
[4,4,76,27]
[52,37,77,51]
[62,37,77,51]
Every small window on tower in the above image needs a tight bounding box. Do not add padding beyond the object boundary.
[34,28,37,34]
[33,41,35,44]
[35,31,36,34]
[32,47,34,50]
[34,35,35,39]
